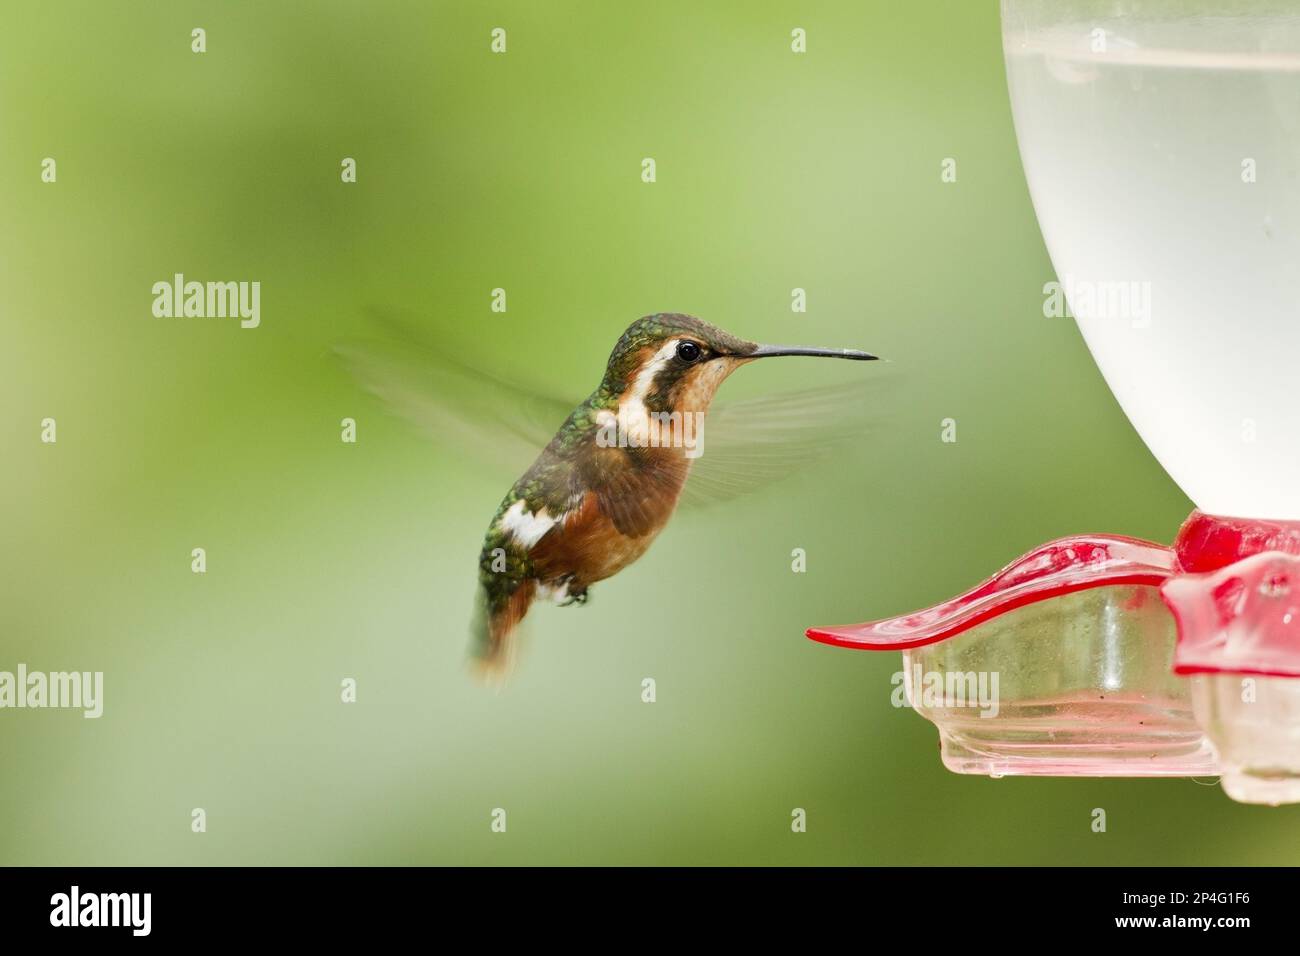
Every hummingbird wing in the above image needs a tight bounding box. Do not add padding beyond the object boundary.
[332,312,578,475]
[678,378,885,508]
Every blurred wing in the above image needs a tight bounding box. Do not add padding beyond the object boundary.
[333,312,578,475]
[681,377,887,508]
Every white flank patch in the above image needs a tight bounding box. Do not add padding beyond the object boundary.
[537,580,571,604]
[499,499,557,547]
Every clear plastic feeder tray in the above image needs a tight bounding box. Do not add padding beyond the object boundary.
[903,585,1215,777]
[809,536,1215,777]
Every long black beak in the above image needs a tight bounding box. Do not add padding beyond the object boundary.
[749,344,878,361]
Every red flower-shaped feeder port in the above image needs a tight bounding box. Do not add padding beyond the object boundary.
[807,512,1300,804]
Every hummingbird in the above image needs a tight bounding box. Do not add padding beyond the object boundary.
[470,313,876,676]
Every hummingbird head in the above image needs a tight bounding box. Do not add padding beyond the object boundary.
[599,313,876,414]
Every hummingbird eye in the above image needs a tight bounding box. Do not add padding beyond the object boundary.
[675,341,703,364]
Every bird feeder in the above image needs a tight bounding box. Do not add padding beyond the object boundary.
[808,0,1300,804]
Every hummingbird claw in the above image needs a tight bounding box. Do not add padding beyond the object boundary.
[558,582,589,607]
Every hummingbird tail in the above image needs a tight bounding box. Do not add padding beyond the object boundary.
[470,579,537,682]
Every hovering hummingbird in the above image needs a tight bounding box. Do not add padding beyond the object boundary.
[336,311,880,678]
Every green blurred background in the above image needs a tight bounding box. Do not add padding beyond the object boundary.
[2,0,1295,865]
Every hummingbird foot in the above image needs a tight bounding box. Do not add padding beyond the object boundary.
[555,578,589,607]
